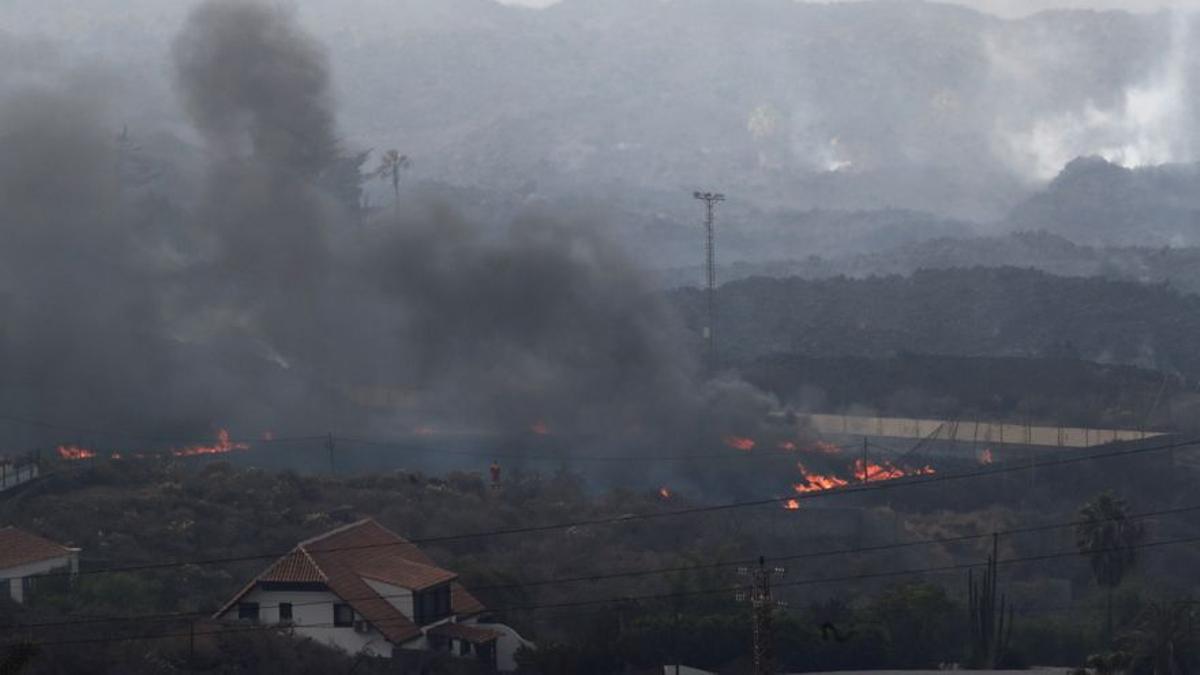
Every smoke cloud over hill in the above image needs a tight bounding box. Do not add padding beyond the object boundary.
[3,0,1199,226]
[0,0,784,477]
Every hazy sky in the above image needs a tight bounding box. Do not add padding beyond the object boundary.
[497,0,1200,16]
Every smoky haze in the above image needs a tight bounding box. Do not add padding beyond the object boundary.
[4,0,1200,271]
[0,0,786,486]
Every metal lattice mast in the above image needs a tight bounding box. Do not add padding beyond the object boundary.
[692,191,724,372]
[738,556,785,675]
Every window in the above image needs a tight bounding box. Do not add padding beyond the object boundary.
[237,602,260,623]
[333,603,354,627]
[413,584,452,625]
[278,602,293,623]
[459,639,471,656]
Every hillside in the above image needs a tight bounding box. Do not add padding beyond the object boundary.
[672,267,1200,376]
[739,353,1197,431]
[659,230,1200,294]
[1006,157,1200,246]
[4,452,1199,672]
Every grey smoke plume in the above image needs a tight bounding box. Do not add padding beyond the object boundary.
[0,0,786,482]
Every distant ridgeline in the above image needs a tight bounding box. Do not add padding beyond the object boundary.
[670,267,1200,376]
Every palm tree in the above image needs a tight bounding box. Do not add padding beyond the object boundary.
[1076,492,1147,646]
[372,149,410,215]
[1121,602,1197,675]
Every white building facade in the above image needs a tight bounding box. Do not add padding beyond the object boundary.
[0,526,79,604]
[215,519,530,672]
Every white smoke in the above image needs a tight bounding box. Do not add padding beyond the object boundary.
[998,11,1193,180]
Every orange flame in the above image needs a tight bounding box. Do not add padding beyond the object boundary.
[57,444,96,461]
[783,499,801,510]
[530,421,549,435]
[777,441,798,451]
[810,440,843,455]
[659,486,672,499]
[854,458,935,482]
[979,448,994,465]
[723,435,756,451]
[171,429,249,458]
[793,462,850,494]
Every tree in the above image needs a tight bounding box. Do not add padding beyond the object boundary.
[1076,492,1147,646]
[1121,602,1197,675]
[870,583,961,668]
[317,148,371,222]
[372,149,410,215]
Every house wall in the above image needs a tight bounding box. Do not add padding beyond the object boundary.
[362,578,413,619]
[1,553,76,604]
[0,463,39,492]
[228,587,392,657]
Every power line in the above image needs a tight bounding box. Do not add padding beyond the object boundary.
[24,432,1199,585]
[12,531,1199,649]
[9,501,1197,635]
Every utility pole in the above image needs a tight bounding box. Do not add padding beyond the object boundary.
[861,437,869,483]
[692,191,724,373]
[326,433,335,475]
[738,556,785,675]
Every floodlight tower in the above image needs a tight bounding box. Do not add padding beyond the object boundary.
[693,191,724,372]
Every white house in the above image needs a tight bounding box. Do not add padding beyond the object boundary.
[0,460,39,493]
[0,526,79,603]
[215,518,531,672]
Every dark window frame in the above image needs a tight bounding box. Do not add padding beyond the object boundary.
[413,584,452,625]
[279,602,293,623]
[333,603,354,627]
[237,602,260,623]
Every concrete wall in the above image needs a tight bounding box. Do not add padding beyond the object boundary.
[468,618,534,673]
[803,413,1162,449]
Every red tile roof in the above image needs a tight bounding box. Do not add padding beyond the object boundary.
[0,527,75,571]
[217,519,487,644]
[258,549,325,583]
[355,555,456,591]
[428,622,500,645]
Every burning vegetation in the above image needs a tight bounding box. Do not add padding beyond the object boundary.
[55,429,247,462]
[723,435,756,451]
[55,444,96,461]
[785,455,936,504]
[170,429,248,457]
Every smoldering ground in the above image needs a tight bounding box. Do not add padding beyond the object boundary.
[0,0,792,493]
